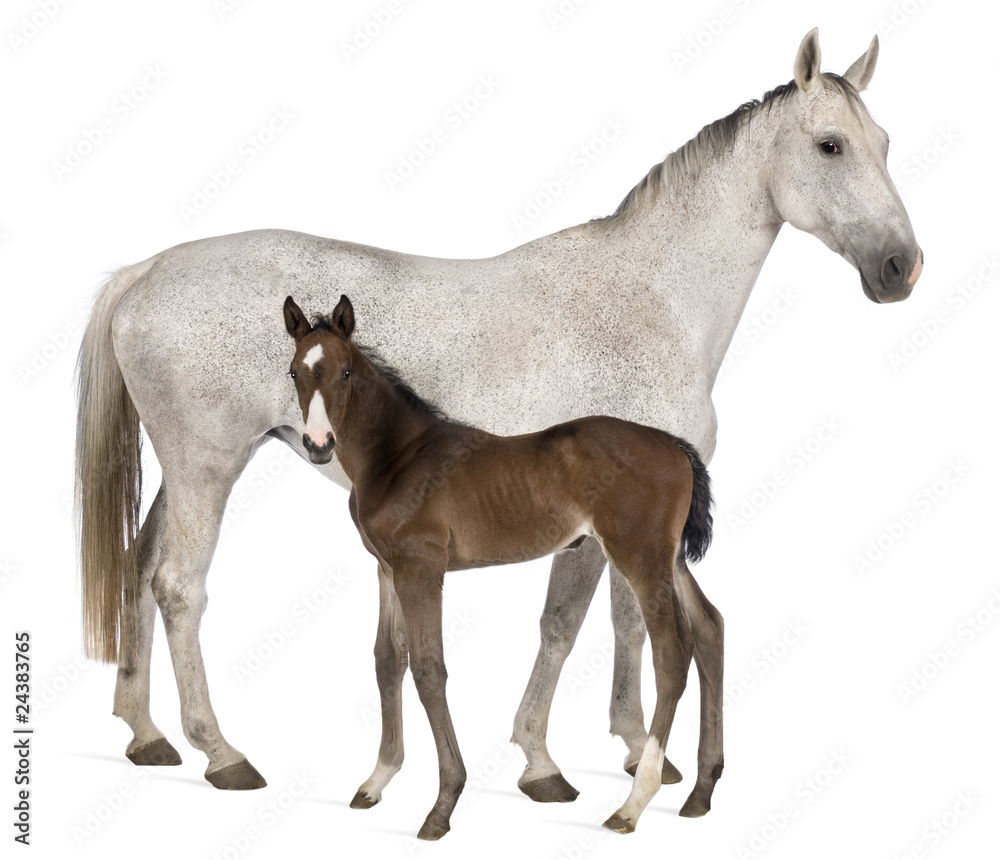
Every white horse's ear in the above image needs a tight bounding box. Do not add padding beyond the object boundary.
[844,35,879,92]
[793,28,822,95]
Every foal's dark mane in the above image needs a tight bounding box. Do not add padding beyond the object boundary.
[310,314,450,422]
[358,344,451,422]
[597,73,863,222]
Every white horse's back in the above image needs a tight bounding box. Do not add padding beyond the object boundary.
[112,226,710,453]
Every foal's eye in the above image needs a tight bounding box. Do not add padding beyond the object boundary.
[288,370,296,380]
[820,140,841,155]
[342,369,351,380]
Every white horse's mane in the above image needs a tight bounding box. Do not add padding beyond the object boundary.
[596,73,864,224]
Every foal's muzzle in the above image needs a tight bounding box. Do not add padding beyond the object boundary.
[303,432,335,464]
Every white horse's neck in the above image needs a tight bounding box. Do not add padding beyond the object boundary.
[581,113,784,393]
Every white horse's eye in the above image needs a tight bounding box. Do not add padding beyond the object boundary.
[820,140,841,155]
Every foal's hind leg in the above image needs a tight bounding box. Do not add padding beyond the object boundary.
[609,566,683,784]
[603,550,693,834]
[151,458,266,790]
[674,562,725,817]
[351,565,408,809]
[512,536,605,803]
[113,486,182,766]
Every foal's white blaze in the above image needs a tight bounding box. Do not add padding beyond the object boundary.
[304,389,335,446]
[303,343,324,370]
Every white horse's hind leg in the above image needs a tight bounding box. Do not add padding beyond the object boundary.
[113,487,182,766]
[151,456,265,790]
[609,566,683,784]
[512,536,605,803]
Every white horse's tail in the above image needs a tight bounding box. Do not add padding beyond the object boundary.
[75,256,159,664]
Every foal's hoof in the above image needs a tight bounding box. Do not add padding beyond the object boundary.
[127,738,182,767]
[417,819,450,841]
[602,812,636,834]
[350,790,380,809]
[206,760,267,790]
[625,757,683,785]
[518,773,580,803]
[679,793,711,818]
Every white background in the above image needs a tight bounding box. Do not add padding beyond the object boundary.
[2,0,997,858]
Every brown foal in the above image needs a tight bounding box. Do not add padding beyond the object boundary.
[283,294,718,839]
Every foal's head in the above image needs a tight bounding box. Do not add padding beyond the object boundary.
[283,294,357,465]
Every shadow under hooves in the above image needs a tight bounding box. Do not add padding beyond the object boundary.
[206,760,267,790]
[518,773,580,803]
[624,758,683,785]
[127,737,182,767]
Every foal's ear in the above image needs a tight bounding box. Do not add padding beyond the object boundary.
[332,294,355,339]
[284,296,312,341]
[793,28,822,95]
[843,35,879,93]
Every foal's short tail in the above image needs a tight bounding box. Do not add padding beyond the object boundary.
[672,437,713,564]
[75,257,159,665]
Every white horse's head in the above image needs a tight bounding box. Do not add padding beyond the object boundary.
[768,29,922,302]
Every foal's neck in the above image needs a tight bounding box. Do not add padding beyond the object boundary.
[335,353,440,482]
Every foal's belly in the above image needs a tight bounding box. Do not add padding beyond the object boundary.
[434,464,588,570]
[443,506,593,571]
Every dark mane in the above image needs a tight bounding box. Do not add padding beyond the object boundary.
[359,345,451,421]
[311,313,450,422]
[597,73,863,222]
[311,314,338,332]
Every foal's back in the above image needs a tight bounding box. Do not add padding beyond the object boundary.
[357,416,694,573]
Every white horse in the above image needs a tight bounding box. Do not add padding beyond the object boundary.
[76,29,920,822]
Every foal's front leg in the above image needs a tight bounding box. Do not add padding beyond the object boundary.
[392,562,466,840]
[352,565,408,809]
